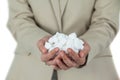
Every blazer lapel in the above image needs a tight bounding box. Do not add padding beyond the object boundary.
[60,0,68,17]
[50,0,62,31]
[50,0,68,32]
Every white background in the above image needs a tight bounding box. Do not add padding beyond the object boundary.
[0,0,120,80]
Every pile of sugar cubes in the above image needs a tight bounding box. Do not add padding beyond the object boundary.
[45,32,84,53]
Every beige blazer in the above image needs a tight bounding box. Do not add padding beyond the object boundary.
[6,0,119,80]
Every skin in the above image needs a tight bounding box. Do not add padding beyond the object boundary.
[37,35,90,70]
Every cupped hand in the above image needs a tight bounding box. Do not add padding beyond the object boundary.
[67,41,90,67]
[37,35,59,62]
[37,37,90,70]
[46,41,90,70]
[46,51,77,70]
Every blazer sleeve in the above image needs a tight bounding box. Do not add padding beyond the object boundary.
[79,0,119,64]
[7,0,51,57]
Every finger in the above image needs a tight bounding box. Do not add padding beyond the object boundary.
[67,48,80,64]
[47,48,59,59]
[46,54,61,71]
[46,60,55,66]
[46,53,61,65]
[37,35,51,54]
[38,39,47,54]
[38,38,45,46]
[79,42,90,58]
[79,48,89,58]
[77,57,86,67]
[55,59,68,70]
[41,48,59,62]
[84,41,90,52]
[78,51,85,58]
[60,51,76,67]
[39,45,47,54]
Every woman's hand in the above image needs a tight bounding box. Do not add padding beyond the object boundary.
[46,51,77,70]
[45,41,90,70]
[37,36,90,70]
[67,41,90,68]
[37,35,59,63]
[54,40,90,70]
